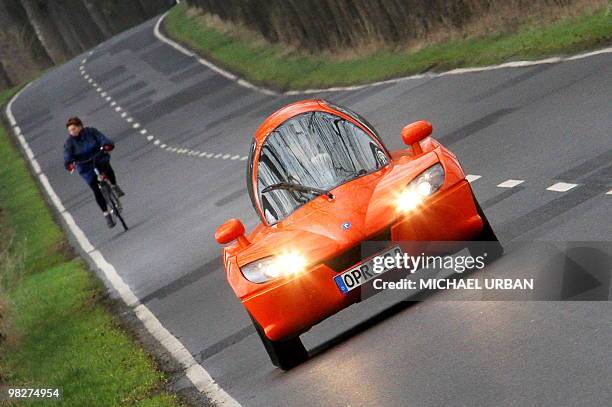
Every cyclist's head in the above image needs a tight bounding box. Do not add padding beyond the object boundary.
[66,117,83,137]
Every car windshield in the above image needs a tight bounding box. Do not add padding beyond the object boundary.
[257,111,389,224]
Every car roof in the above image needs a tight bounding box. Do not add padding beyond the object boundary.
[252,99,324,145]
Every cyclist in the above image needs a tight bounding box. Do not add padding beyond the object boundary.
[63,117,125,228]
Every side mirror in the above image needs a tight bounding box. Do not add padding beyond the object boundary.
[215,218,250,246]
[401,120,432,155]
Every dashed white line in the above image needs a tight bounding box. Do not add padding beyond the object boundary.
[497,179,524,188]
[547,182,578,192]
[466,174,481,183]
[79,57,245,163]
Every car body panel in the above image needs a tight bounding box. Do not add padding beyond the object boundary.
[218,99,485,341]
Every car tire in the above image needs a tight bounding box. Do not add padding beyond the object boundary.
[249,314,308,370]
[468,198,503,263]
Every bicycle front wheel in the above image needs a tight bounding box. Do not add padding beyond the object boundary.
[101,182,128,231]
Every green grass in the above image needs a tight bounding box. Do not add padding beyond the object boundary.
[0,87,183,406]
[164,3,611,90]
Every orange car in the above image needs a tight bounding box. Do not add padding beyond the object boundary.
[215,99,502,369]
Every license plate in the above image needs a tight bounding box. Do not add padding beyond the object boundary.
[333,246,403,294]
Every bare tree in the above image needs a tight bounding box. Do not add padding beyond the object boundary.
[21,0,71,63]
[0,0,173,91]
[0,0,52,85]
[80,0,113,38]
[0,60,11,88]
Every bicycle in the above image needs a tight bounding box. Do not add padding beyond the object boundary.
[72,148,128,231]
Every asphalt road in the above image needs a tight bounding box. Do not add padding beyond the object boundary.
[8,16,612,407]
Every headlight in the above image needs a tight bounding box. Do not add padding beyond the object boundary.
[241,251,308,283]
[396,163,445,212]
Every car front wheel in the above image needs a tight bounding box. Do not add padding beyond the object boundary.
[468,198,503,262]
[250,314,308,370]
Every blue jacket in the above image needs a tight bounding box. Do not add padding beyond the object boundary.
[63,127,114,184]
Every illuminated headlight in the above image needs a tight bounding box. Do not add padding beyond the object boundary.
[240,251,308,283]
[396,163,445,212]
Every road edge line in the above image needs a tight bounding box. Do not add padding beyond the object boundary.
[5,84,241,407]
[154,11,277,96]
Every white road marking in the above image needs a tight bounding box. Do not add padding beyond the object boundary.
[154,140,161,145]
[606,190,612,195]
[73,53,269,163]
[231,155,240,160]
[466,174,481,183]
[497,179,524,188]
[547,182,578,192]
[240,156,248,161]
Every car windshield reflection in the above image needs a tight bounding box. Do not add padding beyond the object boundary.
[257,111,389,224]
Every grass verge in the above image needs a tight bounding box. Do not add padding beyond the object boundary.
[163,2,611,90]
[0,87,183,406]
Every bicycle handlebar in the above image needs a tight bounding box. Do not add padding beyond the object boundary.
[72,147,106,165]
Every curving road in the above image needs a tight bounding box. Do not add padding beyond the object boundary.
[7,15,612,407]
